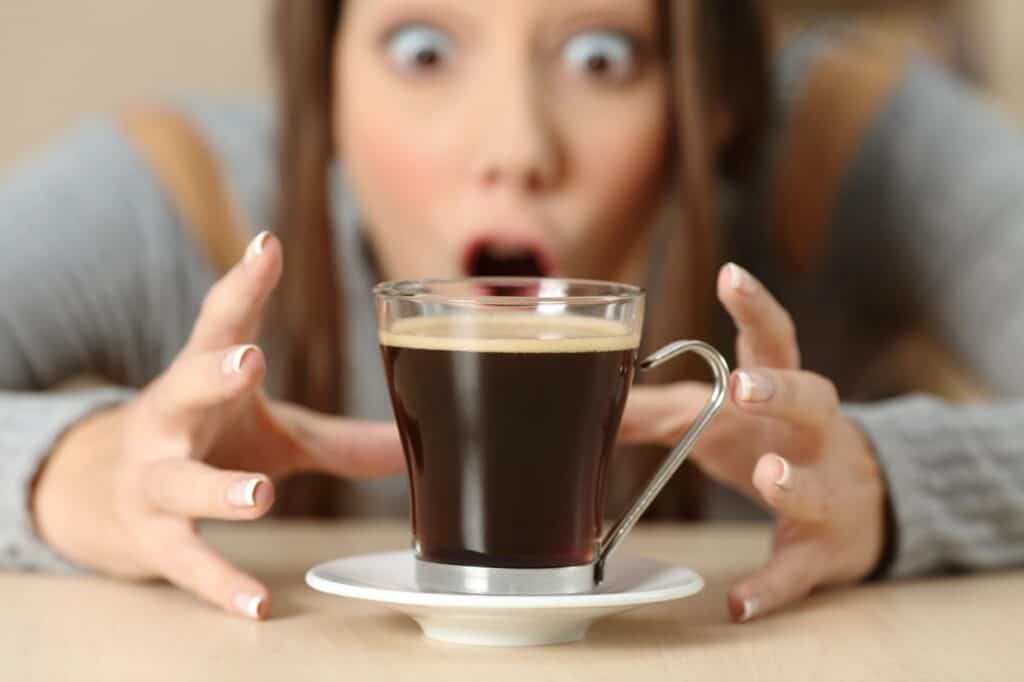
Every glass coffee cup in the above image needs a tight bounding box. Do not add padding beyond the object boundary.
[376,277,729,595]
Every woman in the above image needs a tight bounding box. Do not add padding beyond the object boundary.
[2,0,1023,624]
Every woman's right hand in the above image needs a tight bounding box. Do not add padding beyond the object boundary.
[31,232,405,619]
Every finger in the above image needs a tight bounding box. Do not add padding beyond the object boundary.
[717,263,800,369]
[143,458,275,520]
[618,382,716,449]
[187,231,283,353]
[731,368,839,431]
[751,453,828,523]
[276,404,407,479]
[727,541,823,623]
[157,528,270,620]
[152,344,266,419]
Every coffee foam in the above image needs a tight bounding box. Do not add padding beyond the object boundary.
[379,314,640,353]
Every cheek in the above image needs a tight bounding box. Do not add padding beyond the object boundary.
[578,109,666,224]
[341,105,445,244]
[343,109,447,225]
[560,87,669,244]
[335,57,462,275]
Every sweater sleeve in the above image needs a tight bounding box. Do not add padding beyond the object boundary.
[0,117,213,572]
[834,58,1024,577]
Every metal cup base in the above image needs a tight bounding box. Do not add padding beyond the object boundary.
[414,557,598,596]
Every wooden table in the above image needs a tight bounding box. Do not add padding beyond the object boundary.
[3,521,1022,681]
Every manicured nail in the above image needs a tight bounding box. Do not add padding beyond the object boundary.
[727,263,755,294]
[736,371,774,402]
[234,592,265,620]
[222,345,257,375]
[741,597,760,622]
[774,455,793,490]
[227,477,263,508]
[244,231,271,263]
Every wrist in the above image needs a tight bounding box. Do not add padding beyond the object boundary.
[839,416,895,581]
[30,405,124,562]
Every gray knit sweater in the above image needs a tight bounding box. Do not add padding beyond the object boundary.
[2,37,1023,578]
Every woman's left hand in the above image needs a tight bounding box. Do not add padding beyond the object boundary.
[619,263,888,623]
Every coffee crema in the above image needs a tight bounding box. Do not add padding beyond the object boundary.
[381,314,639,569]
[379,313,640,352]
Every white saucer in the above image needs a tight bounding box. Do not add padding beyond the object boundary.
[306,550,703,647]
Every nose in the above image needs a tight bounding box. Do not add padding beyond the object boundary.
[470,63,562,193]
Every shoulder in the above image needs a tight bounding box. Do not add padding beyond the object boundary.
[773,26,909,118]
[1,115,156,209]
[3,100,278,237]
[0,115,173,262]
[773,27,852,120]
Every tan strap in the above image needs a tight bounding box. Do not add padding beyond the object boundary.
[774,40,907,270]
[118,107,247,275]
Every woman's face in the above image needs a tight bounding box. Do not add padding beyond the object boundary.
[335,0,669,281]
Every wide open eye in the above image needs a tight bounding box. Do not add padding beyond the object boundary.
[562,31,636,83]
[386,24,454,74]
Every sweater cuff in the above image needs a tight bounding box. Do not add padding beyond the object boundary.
[0,386,135,574]
[844,397,955,578]
[843,395,1024,579]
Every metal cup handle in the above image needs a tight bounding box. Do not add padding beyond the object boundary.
[595,340,730,582]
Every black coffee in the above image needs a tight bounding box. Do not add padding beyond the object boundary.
[381,315,637,568]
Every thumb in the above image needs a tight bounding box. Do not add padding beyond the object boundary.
[618,383,709,448]
[277,404,406,479]
[727,540,823,623]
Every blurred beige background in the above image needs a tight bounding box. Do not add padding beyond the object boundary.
[1,0,1021,170]
[0,0,273,169]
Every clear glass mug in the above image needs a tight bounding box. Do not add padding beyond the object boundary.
[375,277,729,595]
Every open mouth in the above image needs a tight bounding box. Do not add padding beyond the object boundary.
[463,241,555,296]
[465,243,550,278]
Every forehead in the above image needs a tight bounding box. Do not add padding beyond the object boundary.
[342,0,656,31]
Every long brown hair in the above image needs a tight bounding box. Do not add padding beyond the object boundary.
[270,0,773,517]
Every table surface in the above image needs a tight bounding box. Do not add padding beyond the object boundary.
[3,520,1022,681]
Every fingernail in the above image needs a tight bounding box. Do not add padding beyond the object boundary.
[244,231,271,264]
[227,477,263,507]
[736,371,774,402]
[774,455,793,490]
[222,345,257,375]
[727,263,755,294]
[741,597,760,622]
[233,592,265,620]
